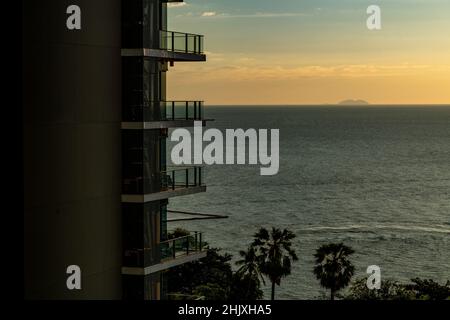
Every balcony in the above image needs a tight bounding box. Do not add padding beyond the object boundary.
[162,166,204,191]
[122,166,206,203]
[160,232,204,261]
[122,30,206,62]
[160,30,204,55]
[122,101,208,128]
[122,232,207,275]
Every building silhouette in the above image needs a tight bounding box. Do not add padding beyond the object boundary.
[24,0,208,299]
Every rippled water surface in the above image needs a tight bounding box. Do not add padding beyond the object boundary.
[170,105,450,299]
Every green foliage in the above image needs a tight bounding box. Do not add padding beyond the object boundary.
[168,227,191,239]
[345,277,450,300]
[167,247,233,298]
[166,227,298,300]
[166,229,449,301]
[193,283,229,301]
[345,277,414,300]
[230,272,264,301]
[405,278,450,300]
[313,243,355,300]
[166,246,265,300]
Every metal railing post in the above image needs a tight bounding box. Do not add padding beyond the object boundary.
[194,36,197,54]
[172,171,175,190]
[171,31,175,52]
[172,101,175,120]
[195,232,198,251]
[185,33,188,53]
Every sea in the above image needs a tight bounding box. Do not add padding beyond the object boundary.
[169,105,450,299]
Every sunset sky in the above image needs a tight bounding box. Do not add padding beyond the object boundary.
[167,0,450,105]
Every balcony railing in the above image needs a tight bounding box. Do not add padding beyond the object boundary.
[163,101,203,121]
[160,232,204,261]
[162,167,204,191]
[122,167,204,195]
[124,101,203,122]
[123,231,205,268]
[160,30,204,54]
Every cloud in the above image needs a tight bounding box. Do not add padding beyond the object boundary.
[203,51,226,62]
[201,11,217,17]
[168,62,450,82]
[167,57,450,104]
[175,11,307,19]
[167,2,188,8]
[202,12,307,19]
[175,12,194,18]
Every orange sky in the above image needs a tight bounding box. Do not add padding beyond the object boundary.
[167,1,450,105]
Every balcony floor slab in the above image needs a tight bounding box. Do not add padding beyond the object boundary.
[121,250,207,275]
[122,48,206,62]
[121,120,212,130]
[122,186,207,203]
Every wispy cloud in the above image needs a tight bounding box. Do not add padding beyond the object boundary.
[201,11,217,17]
[176,11,307,19]
[233,12,306,18]
[169,63,450,81]
[203,12,307,19]
[167,2,188,8]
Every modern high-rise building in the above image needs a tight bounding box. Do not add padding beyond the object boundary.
[24,0,208,300]
[120,0,208,300]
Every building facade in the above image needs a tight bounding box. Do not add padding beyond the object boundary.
[120,0,208,300]
[24,0,207,300]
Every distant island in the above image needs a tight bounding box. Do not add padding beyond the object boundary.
[338,99,370,106]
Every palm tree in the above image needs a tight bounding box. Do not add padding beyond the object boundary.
[313,243,355,300]
[235,246,265,298]
[252,227,298,300]
[236,246,265,286]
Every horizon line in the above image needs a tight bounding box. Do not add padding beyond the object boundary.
[201,103,450,107]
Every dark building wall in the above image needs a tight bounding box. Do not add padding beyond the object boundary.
[122,0,163,49]
[23,0,122,299]
[120,0,169,300]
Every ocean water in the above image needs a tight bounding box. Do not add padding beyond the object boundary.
[169,105,450,299]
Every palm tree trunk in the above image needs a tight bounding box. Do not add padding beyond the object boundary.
[246,276,252,299]
[271,281,276,300]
